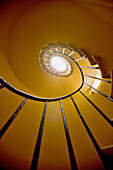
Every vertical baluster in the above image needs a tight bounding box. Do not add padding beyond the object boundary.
[71,96,111,170]
[75,56,86,62]
[0,98,27,139]
[80,66,99,69]
[60,99,78,170]
[30,101,47,170]
[85,82,113,102]
[79,91,113,127]
[84,74,111,83]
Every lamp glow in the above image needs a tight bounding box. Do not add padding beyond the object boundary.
[51,56,67,72]
[39,44,72,76]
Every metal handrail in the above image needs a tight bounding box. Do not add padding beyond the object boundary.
[0,53,112,170]
[0,58,84,102]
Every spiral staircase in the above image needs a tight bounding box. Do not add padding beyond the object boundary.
[0,0,113,170]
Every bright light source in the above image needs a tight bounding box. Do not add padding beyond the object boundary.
[51,56,67,72]
[40,44,72,76]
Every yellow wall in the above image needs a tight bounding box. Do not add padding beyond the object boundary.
[0,0,113,169]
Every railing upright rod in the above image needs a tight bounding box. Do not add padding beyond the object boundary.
[85,82,113,102]
[0,98,27,139]
[30,101,47,170]
[60,99,78,170]
[84,74,111,84]
[79,91,113,127]
[70,96,111,170]
[80,66,99,69]
[75,56,86,62]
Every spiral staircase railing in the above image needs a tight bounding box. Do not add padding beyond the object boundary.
[0,47,113,170]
